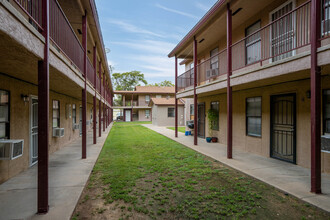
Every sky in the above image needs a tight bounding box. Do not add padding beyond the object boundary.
[95,0,218,85]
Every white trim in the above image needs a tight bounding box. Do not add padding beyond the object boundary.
[29,95,38,167]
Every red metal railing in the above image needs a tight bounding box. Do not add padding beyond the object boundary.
[49,0,84,73]
[196,48,227,85]
[231,1,311,71]
[13,0,43,31]
[87,58,95,86]
[177,68,194,91]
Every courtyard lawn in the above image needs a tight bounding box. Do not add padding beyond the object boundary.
[167,126,185,133]
[73,122,329,220]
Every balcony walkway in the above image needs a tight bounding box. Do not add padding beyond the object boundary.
[143,124,330,213]
[0,124,112,220]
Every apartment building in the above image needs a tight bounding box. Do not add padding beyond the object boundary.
[113,86,175,122]
[0,0,112,212]
[169,0,330,193]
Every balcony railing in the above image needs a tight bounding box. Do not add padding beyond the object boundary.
[13,0,43,31]
[87,58,95,86]
[231,1,311,71]
[177,68,194,91]
[96,74,101,93]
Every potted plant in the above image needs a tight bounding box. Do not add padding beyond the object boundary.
[207,108,219,143]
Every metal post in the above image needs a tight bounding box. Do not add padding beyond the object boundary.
[99,61,102,137]
[106,83,108,128]
[82,12,87,159]
[93,45,97,144]
[227,3,233,159]
[310,0,321,194]
[103,73,106,131]
[193,37,198,145]
[37,0,49,213]
[175,55,178,138]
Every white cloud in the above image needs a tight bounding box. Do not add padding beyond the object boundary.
[111,40,175,55]
[155,4,199,19]
[107,19,163,38]
[195,2,210,12]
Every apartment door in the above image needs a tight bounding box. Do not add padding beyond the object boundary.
[30,96,38,166]
[270,94,296,163]
[271,1,295,62]
[197,103,205,138]
[125,110,131,122]
[79,106,82,136]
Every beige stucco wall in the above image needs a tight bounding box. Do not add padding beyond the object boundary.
[138,109,152,121]
[184,98,194,128]
[0,74,97,183]
[152,105,184,127]
[198,75,330,173]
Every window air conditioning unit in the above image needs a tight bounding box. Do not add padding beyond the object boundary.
[73,124,80,130]
[206,68,219,79]
[53,128,64,137]
[0,140,24,160]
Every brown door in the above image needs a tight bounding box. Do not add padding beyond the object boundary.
[270,94,296,163]
[198,103,205,138]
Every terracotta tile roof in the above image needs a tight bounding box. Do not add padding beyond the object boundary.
[135,86,175,94]
[149,98,184,106]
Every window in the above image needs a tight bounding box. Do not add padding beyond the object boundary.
[53,100,60,128]
[210,48,219,69]
[145,95,150,103]
[246,97,262,137]
[210,101,219,131]
[324,90,330,134]
[246,21,261,65]
[145,110,150,118]
[168,108,175,117]
[0,90,9,139]
[322,0,330,36]
[72,104,76,124]
[190,104,194,120]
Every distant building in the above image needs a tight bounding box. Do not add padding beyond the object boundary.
[113,86,175,122]
[149,98,184,127]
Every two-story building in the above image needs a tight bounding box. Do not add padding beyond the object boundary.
[0,0,112,212]
[169,0,329,193]
[113,86,176,122]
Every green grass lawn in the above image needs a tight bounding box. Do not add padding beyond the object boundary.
[167,126,185,133]
[73,122,329,220]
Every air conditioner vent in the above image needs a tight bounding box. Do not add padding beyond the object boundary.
[0,140,24,160]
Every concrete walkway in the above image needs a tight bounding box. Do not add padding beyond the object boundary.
[143,124,330,213]
[0,124,112,220]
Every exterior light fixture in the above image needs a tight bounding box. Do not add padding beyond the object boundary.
[21,94,29,104]
[306,90,311,99]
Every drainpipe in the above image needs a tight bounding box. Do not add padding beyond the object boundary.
[193,37,198,145]
[227,3,233,159]
[310,0,321,194]
[93,45,97,144]
[99,61,102,137]
[38,0,49,213]
[82,12,87,159]
[175,55,178,138]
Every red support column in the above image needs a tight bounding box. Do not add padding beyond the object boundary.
[175,55,178,138]
[193,37,198,145]
[82,13,87,159]
[103,73,106,132]
[38,0,49,213]
[93,45,97,144]
[106,83,108,128]
[310,0,321,194]
[99,61,102,137]
[226,3,233,159]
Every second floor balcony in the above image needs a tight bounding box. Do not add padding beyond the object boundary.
[176,0,330,93]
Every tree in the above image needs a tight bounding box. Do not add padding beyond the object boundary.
[149,80,174,87]
[112,71,148,91]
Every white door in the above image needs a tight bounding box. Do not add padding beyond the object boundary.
[125,110,131,122]
[30,96,38,166]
